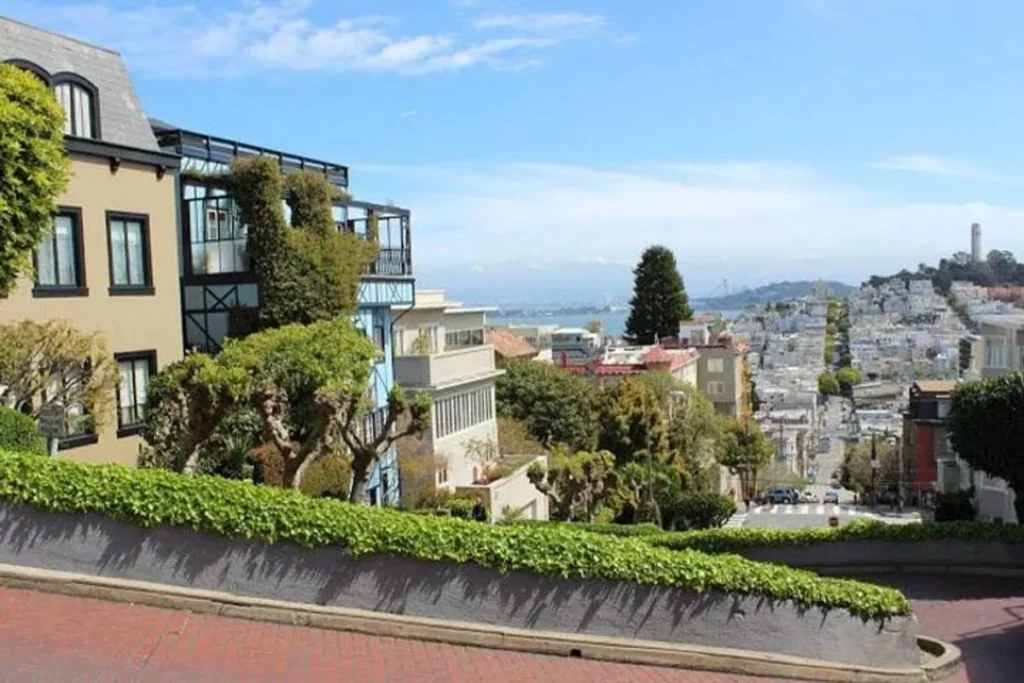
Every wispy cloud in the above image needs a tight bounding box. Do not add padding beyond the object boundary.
[474,12,606,33]
[360,160,1024,279]
[2,1,606,77]
[869,155,1013,183]
[399,109,418,119]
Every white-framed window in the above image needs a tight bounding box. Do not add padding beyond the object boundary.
[986,338,1007,368]
[54,80,97,139]
[434,386,495,439]
[707,358,725,373]
[707,381,725,396]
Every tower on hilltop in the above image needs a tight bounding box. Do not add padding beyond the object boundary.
[971,222,982,262]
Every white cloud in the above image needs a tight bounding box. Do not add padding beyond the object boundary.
[474,12,606,33]
[361,160,1024,282]
[3,1,604,77]
[869,155,1013,183]
[399,109,418,118]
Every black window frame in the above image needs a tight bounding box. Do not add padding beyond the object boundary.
[106,211,154,295]
[51,72,101,140]
[114,350,157,437]
[32,206,88,298]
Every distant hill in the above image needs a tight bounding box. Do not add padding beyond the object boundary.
[694,280,854,310]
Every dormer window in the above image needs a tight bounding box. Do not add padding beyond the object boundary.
[53,76,98,139]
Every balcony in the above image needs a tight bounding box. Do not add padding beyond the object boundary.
[394,345,500,389]
[339,202,412,278]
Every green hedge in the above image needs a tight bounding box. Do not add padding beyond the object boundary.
[0,408,46,456]
[645,518,1024,554]
[509,520,665,537]
[0,450,908,619]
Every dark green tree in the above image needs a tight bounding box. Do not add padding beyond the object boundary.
[949,374,1024,522]
[0,64,70,296]
[495,359,599,451]
[715,418,774,497]
[624,246,693,344]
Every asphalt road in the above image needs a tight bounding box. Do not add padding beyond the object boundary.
[740,503,879,528]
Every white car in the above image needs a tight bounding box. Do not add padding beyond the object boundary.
[823,490,840,505]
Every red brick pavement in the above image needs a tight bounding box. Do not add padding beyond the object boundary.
[0,574,1020,683]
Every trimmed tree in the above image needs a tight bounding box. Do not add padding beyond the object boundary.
[0,320,119,433]
[527,447,618,522]
[495,359,599,451]
[228,157,373,332]
[142,318,431,501]
[949,374,1024,522]
[840,437,899,495]
[0,64,70,296]
[624,246,693,344]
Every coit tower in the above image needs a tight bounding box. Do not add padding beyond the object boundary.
[971,222,982,262]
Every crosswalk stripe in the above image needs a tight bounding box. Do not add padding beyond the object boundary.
[784,505,793,515]
[815,504,825,514]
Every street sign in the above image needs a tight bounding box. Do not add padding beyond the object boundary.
[38,402,66,440]
[871,457,881,469]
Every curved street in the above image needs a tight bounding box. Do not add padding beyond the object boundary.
[0,573,1019,683]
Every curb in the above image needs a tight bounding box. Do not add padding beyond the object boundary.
[812,564,1024,579]
[0,563,962,683]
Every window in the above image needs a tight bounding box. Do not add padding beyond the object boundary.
[707,381,726,396]
[53,78,98,139]
[116,352,155,436]
[34,209,85,295]
[986,338,1007,368]
[707,358,725,373]
[107,213,152,293]
[434,386,495,439]
[41,363,97,450]
[445,328,485,349]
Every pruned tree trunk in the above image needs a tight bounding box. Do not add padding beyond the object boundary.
[348,452,373,504]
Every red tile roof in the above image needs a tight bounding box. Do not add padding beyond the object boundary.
[486,330,537,359]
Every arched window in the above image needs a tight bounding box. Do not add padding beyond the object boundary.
[52,74,99,139]
[3,59,52,85]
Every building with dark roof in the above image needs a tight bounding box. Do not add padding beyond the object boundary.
[1,16,183,467]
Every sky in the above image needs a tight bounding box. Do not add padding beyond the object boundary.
[5,0,1024,303]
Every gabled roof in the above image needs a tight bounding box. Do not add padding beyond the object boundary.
[487,329,537,359]
[641,346,673,364]
[1,16,160,152]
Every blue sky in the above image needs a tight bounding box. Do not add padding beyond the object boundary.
[6,0,1024,303]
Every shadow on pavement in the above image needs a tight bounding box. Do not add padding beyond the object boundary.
[956,615,1024,683]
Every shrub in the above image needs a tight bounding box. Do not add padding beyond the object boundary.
[0,408,45,455]
[299,453,351,500]
[674,492,736,530]
[934,490,975,522]
[645,518,1024,555]
[0,450,909,619]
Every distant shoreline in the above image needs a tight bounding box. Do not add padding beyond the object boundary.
[489,309,743,338]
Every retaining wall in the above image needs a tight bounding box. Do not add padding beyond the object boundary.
[0,502,918,667]
[737,540,1024,573]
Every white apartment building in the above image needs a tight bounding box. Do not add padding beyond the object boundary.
[393,290,548,520]
[966,314,1021,523]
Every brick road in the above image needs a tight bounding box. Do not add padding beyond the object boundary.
[0,573,1019,682]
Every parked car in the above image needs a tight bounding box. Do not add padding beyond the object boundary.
[823,490,840,505]
[769,486,799,504]
[801,491,819,503]
[830,480,841,489]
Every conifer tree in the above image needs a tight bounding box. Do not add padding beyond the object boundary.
[624,246,693,344]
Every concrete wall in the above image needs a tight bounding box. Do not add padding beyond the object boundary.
[736,540,1024,571]
[0,156,183,467]
[0,502,918,668]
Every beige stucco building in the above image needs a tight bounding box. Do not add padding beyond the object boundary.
[393,290,549,521]
[1,18,182,466]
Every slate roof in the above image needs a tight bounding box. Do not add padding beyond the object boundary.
[0,16,160,152]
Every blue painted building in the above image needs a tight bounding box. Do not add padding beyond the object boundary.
[151,122,414,506]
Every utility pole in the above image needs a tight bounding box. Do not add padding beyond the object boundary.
[869,433,879,509]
